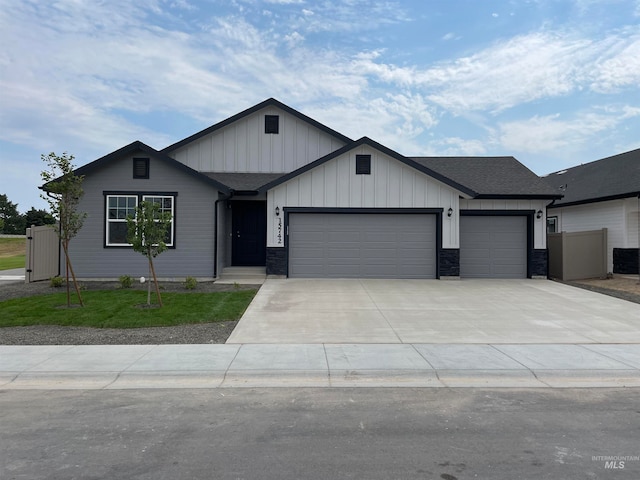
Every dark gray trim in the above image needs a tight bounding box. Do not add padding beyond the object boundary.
[461,210,536,278]
[162,98,353,153]
[259,137,476,197]
[548,191,640,208]
[283,207,443,279]
[474,194,563,200]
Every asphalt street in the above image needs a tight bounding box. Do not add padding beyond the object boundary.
[1,388,639,480]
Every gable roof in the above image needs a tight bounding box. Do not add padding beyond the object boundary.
[543,148,640,207]
[63,141,231,194]
[161,98,353,154]
[258,137,477,196]
[413,157,562,199]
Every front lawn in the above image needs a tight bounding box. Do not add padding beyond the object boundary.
[0,289,257,328]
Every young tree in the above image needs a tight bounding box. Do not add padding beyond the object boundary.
[40,152,87,307]
[126,200,172,307]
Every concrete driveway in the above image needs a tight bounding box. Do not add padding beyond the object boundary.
[226,279,640,344]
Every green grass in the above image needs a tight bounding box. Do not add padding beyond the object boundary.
[0,289,257,328]
[0,238,25,271]
[0,254,25,270]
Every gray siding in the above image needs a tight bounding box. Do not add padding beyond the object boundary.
[69,154,218,279]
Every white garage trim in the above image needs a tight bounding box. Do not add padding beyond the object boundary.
[460,211,534,278]
[285,208,442,279]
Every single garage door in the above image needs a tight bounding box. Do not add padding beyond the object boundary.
[288,213,437,278]
[460,215,527,278]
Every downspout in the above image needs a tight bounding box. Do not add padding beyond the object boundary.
[213,191,234,279]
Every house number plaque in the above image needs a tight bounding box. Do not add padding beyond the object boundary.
[277,217,282,245]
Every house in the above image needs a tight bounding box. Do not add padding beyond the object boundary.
[544,149,640,274]
[52,98,561,280]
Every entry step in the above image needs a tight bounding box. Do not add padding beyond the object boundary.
[216,267,266,284]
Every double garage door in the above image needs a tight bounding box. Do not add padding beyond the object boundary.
[288,213,437,278]
[460,215,528,278]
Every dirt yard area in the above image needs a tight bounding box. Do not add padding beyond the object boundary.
[566,275,640,305]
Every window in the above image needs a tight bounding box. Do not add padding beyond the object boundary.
[143,195,175,246]
[356,155,371,175]
[133,158,149,179]
[106,195,138,246]
[105,194,176,247]
[265,115,279,134]
[547,216,558,234]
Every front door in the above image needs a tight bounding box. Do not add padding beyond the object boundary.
[232,201,267,266]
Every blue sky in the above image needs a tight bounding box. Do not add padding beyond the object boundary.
[1,0,639,213]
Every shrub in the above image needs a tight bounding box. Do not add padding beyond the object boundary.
[184,276,198,290]
[50,276,64,288]
[118,275,133,289]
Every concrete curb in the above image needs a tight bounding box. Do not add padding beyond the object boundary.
[1,344,640,390]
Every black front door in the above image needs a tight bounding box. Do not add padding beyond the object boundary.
[232,201,267,266]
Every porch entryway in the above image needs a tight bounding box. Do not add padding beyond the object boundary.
[231,201,266,266]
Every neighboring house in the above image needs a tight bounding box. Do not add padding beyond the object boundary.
[49,98,561,280]
[544,149,640,274]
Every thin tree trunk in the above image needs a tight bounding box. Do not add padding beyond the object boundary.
[64,241,70,307]
[62,240,84,307]
[147,257,151,305]
[149,255,163,307]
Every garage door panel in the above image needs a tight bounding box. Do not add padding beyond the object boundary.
[289,213,436,278]
[460,215,527,279]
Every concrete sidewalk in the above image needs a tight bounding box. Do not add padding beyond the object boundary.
[1,343,639,389]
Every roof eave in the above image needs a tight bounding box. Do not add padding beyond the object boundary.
[548,191,640,208]
[473,194,564,200]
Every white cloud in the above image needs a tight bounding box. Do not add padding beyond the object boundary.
[497,106,640,154]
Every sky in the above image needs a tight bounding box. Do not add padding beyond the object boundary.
[1,0,639,213]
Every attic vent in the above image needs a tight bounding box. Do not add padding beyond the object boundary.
[133,158,150,179]
[265,115,279,134]
[356,155,371,175]
[556,170,567,175]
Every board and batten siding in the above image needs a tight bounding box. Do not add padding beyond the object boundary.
[551,198,638,272]
[69,154,219,279]
[168,107,347,173]
[267,146,462,248]
[459,198,549,250]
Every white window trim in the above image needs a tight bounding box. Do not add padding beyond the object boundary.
[142,195,175,247]
[105,195,138,246]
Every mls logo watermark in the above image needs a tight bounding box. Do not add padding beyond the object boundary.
[592,455,639,469]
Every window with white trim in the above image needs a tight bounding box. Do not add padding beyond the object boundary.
[105,194,175,247]
[106,195,138,246]
[143,195,175,246]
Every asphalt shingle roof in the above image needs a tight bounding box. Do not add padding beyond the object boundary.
[542,148,640,207]
[202,172,285,191]
[412,156,561,198]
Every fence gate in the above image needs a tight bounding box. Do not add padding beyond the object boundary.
[547,228,608,281]
[25,225,60,283]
